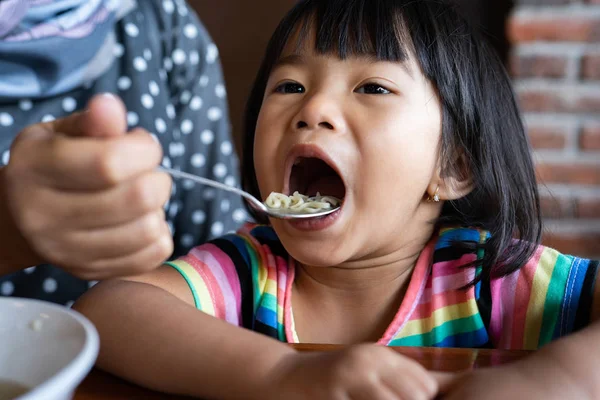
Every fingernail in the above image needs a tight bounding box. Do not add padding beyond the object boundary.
[101,93,117,101]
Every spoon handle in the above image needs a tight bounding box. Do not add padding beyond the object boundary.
[157,166,267,212]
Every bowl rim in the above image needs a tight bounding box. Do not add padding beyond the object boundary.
[0,297,99,399]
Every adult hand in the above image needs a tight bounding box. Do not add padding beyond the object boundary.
[1,94,173,280]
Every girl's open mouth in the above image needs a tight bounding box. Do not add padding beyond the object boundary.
[283,151,346,231]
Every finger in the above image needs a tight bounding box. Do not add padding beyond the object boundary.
[27,129,162,190]
[65,225,173,281]
[43,171,171,229]
[349,382,401,400]
[382,361,438,400]
[431,371,465,394]
[66,209,168,260]
[50,93,127,138]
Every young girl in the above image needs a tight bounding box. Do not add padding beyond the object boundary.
[75,0,600,399]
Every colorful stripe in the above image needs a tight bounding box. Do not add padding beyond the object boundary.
[165,225,597,351]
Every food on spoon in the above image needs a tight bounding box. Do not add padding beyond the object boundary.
[265,191,340,213]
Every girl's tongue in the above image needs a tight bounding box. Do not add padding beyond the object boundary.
[306,175,346,199]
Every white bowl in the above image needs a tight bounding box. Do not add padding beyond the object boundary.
[0,297,99,400]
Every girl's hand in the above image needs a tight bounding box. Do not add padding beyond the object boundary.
[2,94,173,280]
[270,344,439,400]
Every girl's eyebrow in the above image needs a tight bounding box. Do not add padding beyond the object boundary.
[273,53,414,80]
[273,54,306,70]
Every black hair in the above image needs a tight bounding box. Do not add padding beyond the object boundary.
[241,0,541,283]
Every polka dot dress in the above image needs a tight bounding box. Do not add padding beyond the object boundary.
[0,0,248,306]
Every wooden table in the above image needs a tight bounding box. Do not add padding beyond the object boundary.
[74,345,531,399]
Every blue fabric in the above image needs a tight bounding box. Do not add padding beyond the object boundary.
[0,0,136,101]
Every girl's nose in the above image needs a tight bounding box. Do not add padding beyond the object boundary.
[292,94,343,133]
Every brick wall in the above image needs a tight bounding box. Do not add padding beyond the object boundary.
[509,0,600,259]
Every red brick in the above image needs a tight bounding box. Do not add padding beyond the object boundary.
[536,163,600,185]
[542,232,600,259]
[527,125,568,149]
[508,16,600,43]
[582,53,600,80]
[519,89,600,113]
[510,54,569,78]
[580,124,600,150]
[540,196,575,218]
[576,198,600,218]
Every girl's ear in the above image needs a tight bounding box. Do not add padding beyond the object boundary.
[428,154,474,201]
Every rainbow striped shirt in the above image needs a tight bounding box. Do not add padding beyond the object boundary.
[166,225,599,350]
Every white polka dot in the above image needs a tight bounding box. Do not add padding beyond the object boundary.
[162,156,172,168]
[169,142,185,157]
[155,118,167,133]
[233,209,247,223]
[169,202,180,218]
[211,222,224,237]
[213,163,227,178]
[192,210,206,224]
[141,94,154,109]
[159,69,168,81]
[189,96,203,110]
[180,90,192,104]
[199,75,209,87]
[1,281,14,296]
[88,280,99,288]
[220,141,233,156]
[182,179,195,190]
[163,57,173,72]
[163,0,174,13]
[172,49,187,65]
[0,112,13,127]
[189,50,200,65]
[181,119,193,135]
[65,300,75,308]
[225,176,236,187]
[41,114,55,123]
[133,57,147,72]
[180,234,194,248]
[207,107,223,121]
[191,153,205,168]
[203,189,216,200]
[23,266,36,274]
[200,129,214,144]
[183,24,198,39]
[221,199,231,213]
[177,3,188,16]
[2,150,10,165]
[215,84,226,99]
[113,43,124,57]
[144,49,152,60]
[127,111,139,126]
[19,99,32,111]
[125,23,139,37]
[43,278,57,293]
[118,76,132,91]
[149,81,160,96]
[166,104,176,119]
[62,97,77,112]
[206,43,219,64]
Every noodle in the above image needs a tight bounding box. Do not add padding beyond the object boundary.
[265,191,340,213]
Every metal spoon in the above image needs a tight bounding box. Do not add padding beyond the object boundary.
[158,166,341,220]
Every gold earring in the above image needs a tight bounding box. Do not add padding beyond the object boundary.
[428,186,440,203]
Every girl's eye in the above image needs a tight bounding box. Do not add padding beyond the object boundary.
[275,82,305,94]
[356,84,391,95]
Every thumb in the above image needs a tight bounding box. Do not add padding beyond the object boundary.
[50,93,128,138]
[431,371,466,394]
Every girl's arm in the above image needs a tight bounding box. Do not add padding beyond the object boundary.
[73,268,296,400]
